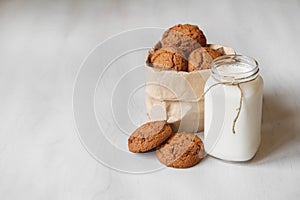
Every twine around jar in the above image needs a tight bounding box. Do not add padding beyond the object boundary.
[202,81,248,134]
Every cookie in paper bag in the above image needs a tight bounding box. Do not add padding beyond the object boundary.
[161,24,207,55]
[188,47,223,71]
[150,47,188,71]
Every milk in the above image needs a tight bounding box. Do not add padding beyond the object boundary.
[204,55,263,161]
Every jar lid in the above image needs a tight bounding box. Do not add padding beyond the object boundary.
[211,55,259,83]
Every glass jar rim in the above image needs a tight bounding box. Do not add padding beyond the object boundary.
[211,54,259,83]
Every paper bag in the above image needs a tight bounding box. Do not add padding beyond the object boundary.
[145,44,235,132]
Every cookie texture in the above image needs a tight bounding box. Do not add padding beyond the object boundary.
[161,24,207,55]
[188,47,223,71]
[150,47,187,71]
[128,121,172,153]
[156,132,204,168]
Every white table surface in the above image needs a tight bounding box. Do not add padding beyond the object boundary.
[1,0,300,199]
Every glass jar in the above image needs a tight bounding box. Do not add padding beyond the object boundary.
[204,55,263,161]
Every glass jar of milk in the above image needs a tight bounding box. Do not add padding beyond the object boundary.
[204,55,263,161]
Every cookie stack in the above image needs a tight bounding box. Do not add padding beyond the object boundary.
[128,121,205,168]
[147,24,224,72]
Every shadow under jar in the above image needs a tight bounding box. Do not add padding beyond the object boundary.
[204,55,263,161]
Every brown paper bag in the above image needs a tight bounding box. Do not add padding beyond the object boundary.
[145,44,235,132]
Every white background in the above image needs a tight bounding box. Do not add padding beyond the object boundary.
[1,0,300,199]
